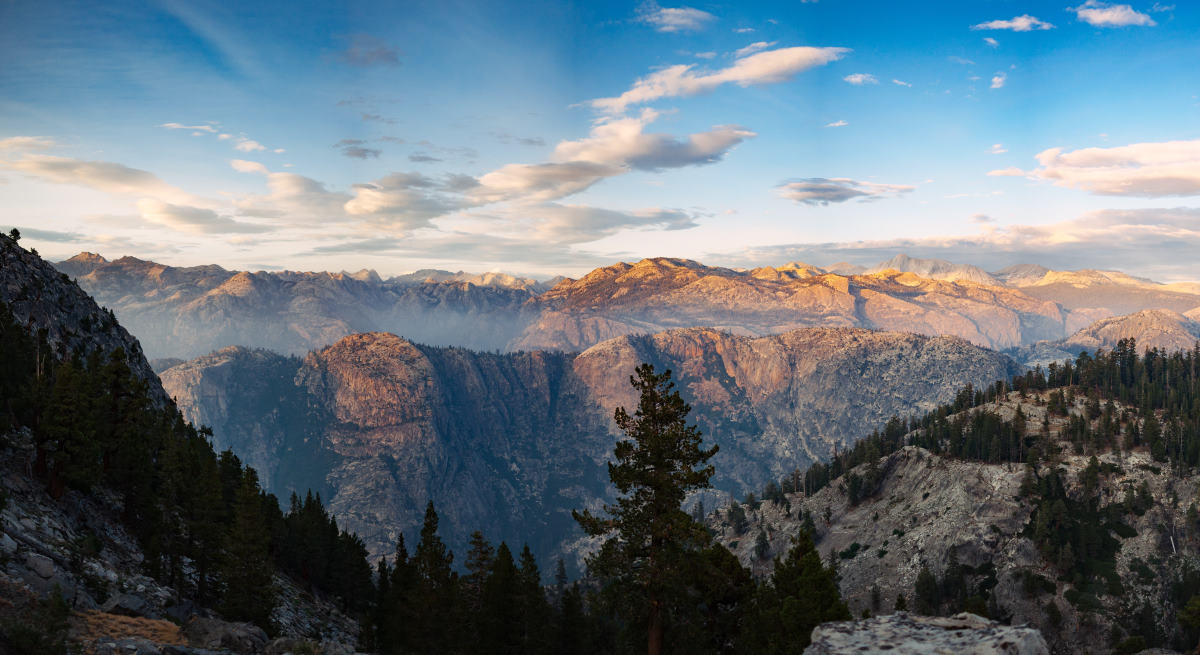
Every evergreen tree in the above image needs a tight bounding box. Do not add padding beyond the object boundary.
[573,363,719,655]
[220,470,275,627]
[411,501,457,653]
[747,531,851,654]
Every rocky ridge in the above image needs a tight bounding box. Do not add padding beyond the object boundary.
[714,391,1199,654]
[57,252,1200,360]
[163,327,1019,563]
[1,238,165,404]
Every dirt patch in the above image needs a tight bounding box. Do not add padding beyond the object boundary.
[71,610,186,645]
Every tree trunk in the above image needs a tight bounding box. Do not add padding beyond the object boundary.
[647,597,663,655]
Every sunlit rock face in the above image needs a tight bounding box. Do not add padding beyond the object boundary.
[165,327,1017,562]
[62,254,1200,361]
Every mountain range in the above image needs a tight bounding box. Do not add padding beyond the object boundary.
[56,252,1200,361]
[159,327,1018,562]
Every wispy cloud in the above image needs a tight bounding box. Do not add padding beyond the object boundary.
[990,138,1200,197]
[825,120,848,128]
[1070,1,1156,27]
[990,72,1007,89]
[160,122,218,134]
[990,143,1007,154]
[891,79,912,87]
[733,41,776,58]
[590,45,849,113]
[983,37,999,47]
[778,178,915,205]
[971,15,1055,31]
[843,73,877,85]
[636,2,716,32]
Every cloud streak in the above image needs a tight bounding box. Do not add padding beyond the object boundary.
[590,45,849,113]
[971,15,1054,31]
[636,3,716,32]
[990,138,1200,197]
[778,178,915,205]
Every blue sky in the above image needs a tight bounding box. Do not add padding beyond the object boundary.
[1,0,1198,280]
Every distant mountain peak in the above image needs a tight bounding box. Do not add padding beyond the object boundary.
[866,254,998,285]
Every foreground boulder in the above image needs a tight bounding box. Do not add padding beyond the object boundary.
[804,612,1049,655]
[182,617,268,654]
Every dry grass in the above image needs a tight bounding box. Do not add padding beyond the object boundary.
[71,610,186,645]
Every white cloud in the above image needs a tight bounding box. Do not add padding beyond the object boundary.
[984,37,999,47]
[971,15,1055,31]
[551,109,754,172]
[694,51,716,59]
[843,73,878,85]
[892,79,912,87]
[990,138,1200,197]
[1071,1,1156,27]
[734,41,777,58]
[825,120,848,128]
[590,45,849,113]
[636,3,716,32]
[948,56,976,65]
[473,161,625,203]
[344,173,459,230]
[136,198,271,234]
[160,122,218,133]
[990,143,1007,154]
[779,178,915,205]
[230,159,270,174]
[0,136,56,151]
[733,27,755,33]
[990,73,1007,89]
[1,153,199,204]
[234,138,267,152]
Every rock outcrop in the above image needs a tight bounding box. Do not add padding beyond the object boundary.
[804,612,1049,655]
[715,391,1200,654]
[163,327,1019,562]
[1,236,165,403]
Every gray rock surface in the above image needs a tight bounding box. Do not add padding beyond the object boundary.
[804,612,1049,654]
[164,327,1018,562]
[183,617,269,654]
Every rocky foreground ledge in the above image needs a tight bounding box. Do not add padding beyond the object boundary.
[804,612,1050,655]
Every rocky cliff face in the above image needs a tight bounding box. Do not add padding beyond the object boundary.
[59,253,1200,361]
[1059,309,1200,354]
[164,327,1018,563]
[716,392,1200,654]
[1,237,165,404]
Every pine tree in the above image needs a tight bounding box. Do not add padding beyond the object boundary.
[573,364,719,655]
[463,530,495,615]
[747,531,850,654]
[220,470,275,628]
[517,544,552,655]
[411,501,457,653]
[480,542,522,655]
